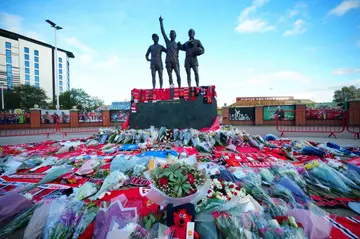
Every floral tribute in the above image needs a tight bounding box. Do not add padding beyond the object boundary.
[150,163,206,198]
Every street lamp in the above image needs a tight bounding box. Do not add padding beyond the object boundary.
[46,19,63,110]
[0,82,4,110]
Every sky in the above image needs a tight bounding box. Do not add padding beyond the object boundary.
[0,0,359,106]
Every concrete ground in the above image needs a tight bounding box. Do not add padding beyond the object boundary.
[0,125,358,146]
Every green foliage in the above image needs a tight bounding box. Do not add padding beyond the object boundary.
[333,85,360,103]
[58,88,104,111]
[2,85,48,110]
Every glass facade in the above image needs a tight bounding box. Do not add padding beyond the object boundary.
[6,44,12,89]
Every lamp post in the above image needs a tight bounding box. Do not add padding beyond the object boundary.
[0,82,4,110]
[46,20,63,110]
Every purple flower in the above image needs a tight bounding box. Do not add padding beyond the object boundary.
[60,210,76,227]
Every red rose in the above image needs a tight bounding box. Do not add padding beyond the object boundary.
[207,189,212,193]
[189,189,197,195]
[187,174,195,185]
[178,166,182,169]
[229,184,235,189]
[164,164,169,168]
[233,192,238,196]
[159,177,168,187]
[235,186,240,191]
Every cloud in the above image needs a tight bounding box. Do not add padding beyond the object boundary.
[235,0,275,33]
[62,36,96,55]
[0,12,41,40]
[328,0,360,16]
[283,19,306,36]
[332,68,360,75]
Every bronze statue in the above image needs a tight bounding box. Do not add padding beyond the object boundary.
[159,16,181,87]
[145,34,167,89]
[179,29,205,87]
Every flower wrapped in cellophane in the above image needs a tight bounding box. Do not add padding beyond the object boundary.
[144,163,211,206]
[43,199,84,239]
[197,178,246,212]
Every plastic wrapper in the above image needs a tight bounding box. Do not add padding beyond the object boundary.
[43,199,84,239]
[18,157,43,171]
[72,204,99,239]
[144,170,211,206]
[212,211,246,239]
[90,170,128,200]
[0,191,33,227]
[277,177,310,203]
[38,166,70,185]
[72,182,99,200]
[24,200,52,239]
[195,212,223,239]
[308,163,351,194]
[110,155,136,173]
[0,203,39,239]
[287,209,332,239]
[157,127,167,142]
[30,156,57,172]
[93,196,138,239]
[259,168,275,184]
[264,134,279,141]
[271,184,297,207]
[344,170,360,185]
[76,159,100,175]
[3,160,22,176]
[301,146,325,157]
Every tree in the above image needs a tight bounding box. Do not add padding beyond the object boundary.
[1,85,48,110]
[333,86,360,103]
[59,88,104,111]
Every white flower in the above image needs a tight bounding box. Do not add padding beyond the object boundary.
[123,223,137,233]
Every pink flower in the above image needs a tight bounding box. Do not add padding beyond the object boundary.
[159,177,168,187]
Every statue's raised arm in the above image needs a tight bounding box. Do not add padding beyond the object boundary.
[159,16,169,43]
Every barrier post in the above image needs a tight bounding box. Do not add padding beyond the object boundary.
[295,104,306,126]
[222,107,229,125]
[70,109,79,128]
[30,108,41,128]
[347,100,360,138]
[102,110,110,127]
[255,106,264,126]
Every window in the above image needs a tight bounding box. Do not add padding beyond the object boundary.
[59,57,62,63]
[25,81,30,85]
[59,63,62,69]
[24,47,29,53]
[6,50,11,57]
[60,86,63,92]
[35,76,39,82]
[5,42,11,49]
[34,50,39,56]
[25,75,30,81]
[59,81,63,86]
[25,68,30,74]
[34,57,39,63]
[25,54,29,60]
[35,83,40,88]
[59,69,62,74]
[59,75,63,80]
[35,63,39,69]
[35,70,39,75]
[6,57,12,64]
[25,61,30,67]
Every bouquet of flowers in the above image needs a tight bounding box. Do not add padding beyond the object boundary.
[144,163,210,206]
[212,211,245,239]
[197,178,246,212]
[150,163,206,198]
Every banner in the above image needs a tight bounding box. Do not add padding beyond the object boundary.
[41,110,70,124]
[110,110,129,122]
[263,105,295,121]
[228,107,255,121]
